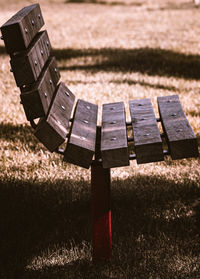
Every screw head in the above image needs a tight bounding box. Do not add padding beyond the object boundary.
[49,80,52,85]
[46,41,49,47]
[86,105,91,110]
[34,60,38,66]
[25,28,28,33]
[80,136,86,140]
[110,121,117,124]
[110,137,117,141]
[65,91,70,97]
[83,120,89,124]
[171,113,177,117]
[41,49,44,55]
[44,92,47,98]
[61,105,65,110]
[32,20,35,26]
[54,68,57,73]
[38,14,41,19]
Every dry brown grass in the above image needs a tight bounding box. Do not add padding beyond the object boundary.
[0,0,200,278]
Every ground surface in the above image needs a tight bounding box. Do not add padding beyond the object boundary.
[0,0,200,278]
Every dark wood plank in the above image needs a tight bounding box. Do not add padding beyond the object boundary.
[0,4,44,54]
[64,99,98,169]
[157,95,199,159]
[129,99,164,164]
[20,57,60,120]
[10,30,51,87]
[101,102,129,168]
[34,82,75,152]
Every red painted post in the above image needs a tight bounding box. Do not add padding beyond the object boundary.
[91,162,111,262]
[91,126,112,262]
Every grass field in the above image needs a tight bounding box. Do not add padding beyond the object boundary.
[0,0,200,278]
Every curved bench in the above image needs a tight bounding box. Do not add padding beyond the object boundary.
[1,4,199,262]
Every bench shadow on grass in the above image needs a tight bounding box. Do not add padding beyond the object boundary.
[0,177,91,278]
[0,172,200,278]
[53,47,200,80]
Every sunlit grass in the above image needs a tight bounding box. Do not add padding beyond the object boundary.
[0,0,200,278]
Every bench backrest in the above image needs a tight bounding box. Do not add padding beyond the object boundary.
[1,3,98,169]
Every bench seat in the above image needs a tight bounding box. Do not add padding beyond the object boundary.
[1,3,199,169]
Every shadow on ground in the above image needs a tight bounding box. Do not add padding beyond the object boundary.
[1,45,200,80]
[0,177,90,278]
[66,76,180,92]
[53,47,200,80]
[65,0,144,5]
[0,171,200,278]
[153,1,200,11]
[0,45,6,55]
[0,122,40,151]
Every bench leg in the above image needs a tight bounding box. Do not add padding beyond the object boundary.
[91,163,111,262]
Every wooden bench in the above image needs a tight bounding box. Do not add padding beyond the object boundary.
[1,3,199,262]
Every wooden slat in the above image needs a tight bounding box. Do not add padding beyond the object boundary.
[157,95,199,160]
[64,99,98,169]
[34,82,75,152]
[0,4,44,54]
[129,99,164,164]
[101,102,129,168]
[20,57,60,120]
[10,30,51,87]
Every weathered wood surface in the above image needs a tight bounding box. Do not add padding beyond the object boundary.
[64,99,98,169]
[34,82,75,152]
[10,30,51,87]
[20,57,60,120]
[129,99,164,164]
[157,95,199,159]
[0,4,44,54]
[101,102,129,168]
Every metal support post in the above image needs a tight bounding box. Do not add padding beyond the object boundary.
[91,162,111,262]
[91,126,112,262]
